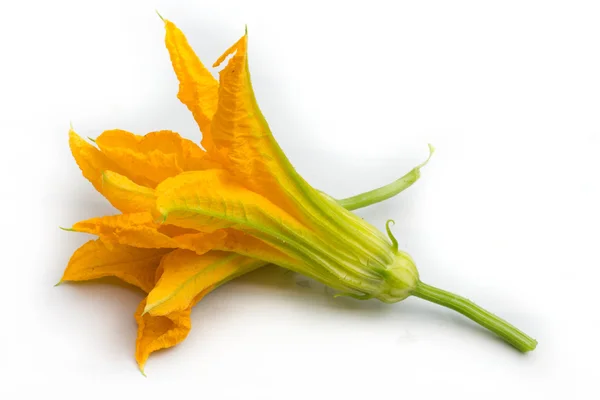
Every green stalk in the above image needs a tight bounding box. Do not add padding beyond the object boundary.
[338,144,435,211]
[412,281,537,352]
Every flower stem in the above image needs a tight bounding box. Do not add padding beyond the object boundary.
[412,281,537,352]
[338,144,435,211]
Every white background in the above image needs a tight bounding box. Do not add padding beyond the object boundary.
[1,0,598,398]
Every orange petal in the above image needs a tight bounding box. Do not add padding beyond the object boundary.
[164,19,220,151]
[144,249,265,316]
[95,129,218,188]
[59,239,169,293]
[69,212,227,255]
[135,297,192,374]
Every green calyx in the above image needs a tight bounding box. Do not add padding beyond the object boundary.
[327,145,537,353]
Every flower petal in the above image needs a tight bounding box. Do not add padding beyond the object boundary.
[101,170,156,213]
[134,236,293,369]
[69,128,128,195]
[95,129,218,188]
[164,19,220,150]
[144,249,265,316]
[69,212,227,255]
[135,297,191,374]
[209,31,395,266]
[209,31,313,223]
[155,169,307,239]
[59,239,169,293]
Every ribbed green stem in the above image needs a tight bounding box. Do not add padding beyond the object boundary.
[338,144,435,211]
[412,281,537,352]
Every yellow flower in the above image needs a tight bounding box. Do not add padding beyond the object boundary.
[62,125,428,373]
[59,17,537,373]
[59,21,432,373]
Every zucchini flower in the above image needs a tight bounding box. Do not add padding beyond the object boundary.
[59,17,537,373]
[61,126,428,372]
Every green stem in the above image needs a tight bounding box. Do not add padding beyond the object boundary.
[337,144,435,211]
[412,281,537,352]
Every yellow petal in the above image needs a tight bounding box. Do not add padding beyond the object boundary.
[164,19,219,151]
[101,170,156,213]
[155,169,307,240]
[144,249,265,316]
[135,297,191,374]
[69,128,127,194]
[210,30,384,261]
[95,129,218,188]
[135,274,216,373]
[69,212,227,255]
[209,31,307,222]
[59,239,169,293]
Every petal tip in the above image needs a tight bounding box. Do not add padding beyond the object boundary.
[212,29,248,68]
[141,304,152,316]
[152,211,168,225]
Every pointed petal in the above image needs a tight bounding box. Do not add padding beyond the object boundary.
[101,171,157,213]
[95,129,218,188]
[144,249,265,316]
[164,20,219,150]
[69,128,127,194]
[135,298,192,373]
[69,212,227,255]
[209,32,307,222]
[209,31,393,265]
[60,240,169,293]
